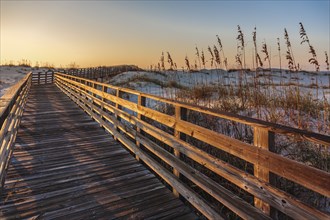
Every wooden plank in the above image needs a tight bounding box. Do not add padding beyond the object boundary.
[4,166,148,199]
[5,155,134,181]
[1,174,159,218]
[173,105,187,197]
[36,187,171,220]
[14,132,111,146]
[4,160,140,190]
[4,157,137,185]
[110,196,182,219]
[136,94,146,161]
[9,148,128,167]
[13,137,116,152]
[6,150,130,174]
[254,127,275,215]
[114,88,121,141]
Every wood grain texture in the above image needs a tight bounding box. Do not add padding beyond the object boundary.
[0,84,197,220]
[253,127,274,214]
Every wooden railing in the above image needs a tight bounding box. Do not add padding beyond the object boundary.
[31,70,54,85]
[0,73,32,189]
[54,72,330,220]
[63,65,141,82]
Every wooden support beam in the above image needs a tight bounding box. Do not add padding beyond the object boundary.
[254,127,275,215]
[136,95,146,161]
[114,88,121,140]
[51,71,54,83]
[100,85,107,122]
[173,106,187,197]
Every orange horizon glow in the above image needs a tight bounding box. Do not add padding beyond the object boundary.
[1,1,329,71]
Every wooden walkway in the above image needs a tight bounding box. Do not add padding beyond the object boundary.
[0,84,196,219]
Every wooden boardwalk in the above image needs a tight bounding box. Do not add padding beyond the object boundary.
[0,84,196,219]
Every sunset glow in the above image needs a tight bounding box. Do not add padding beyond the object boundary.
[1,1,329,70]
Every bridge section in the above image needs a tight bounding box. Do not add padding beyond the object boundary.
[0,84,196,219]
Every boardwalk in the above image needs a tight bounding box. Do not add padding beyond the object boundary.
[0,84,196,219]
[1,72,329,219]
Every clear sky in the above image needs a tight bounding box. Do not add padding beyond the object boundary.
[1,0,329,70]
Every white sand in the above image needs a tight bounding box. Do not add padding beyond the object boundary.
[0,66,49,97]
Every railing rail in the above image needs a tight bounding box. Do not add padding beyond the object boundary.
[54,72,330,220]
[0,72,32,189]
[63,65,141,82]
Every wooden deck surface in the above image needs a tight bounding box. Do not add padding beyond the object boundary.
[0,84,197,219]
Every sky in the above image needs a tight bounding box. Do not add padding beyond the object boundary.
[1,0,329,70]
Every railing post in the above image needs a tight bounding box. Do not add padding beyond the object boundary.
[136,94,146,161]
[91,82,98,115]
[51,71,54,84]
[84,80,90,105]
[101,85,107,121]
[38,72,40,85]
[93,82,98,97]
[77,79,84,102]
[114,88,121,141]
[173,105,187,197]
[253,127,275,215]
[79,79,83,92]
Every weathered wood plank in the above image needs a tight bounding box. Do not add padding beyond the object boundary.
[5,154,134,181]
[1,174,159,218]
[4,158,138,187]
[35,187,173,220]
[3,166,148,201]
[253,127,275,214]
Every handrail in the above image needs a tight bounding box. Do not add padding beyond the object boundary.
[54,72,330,220]
[31,70,54,84]
[63,65,141,81]
[55,73,329,146]
[0,72,32,189]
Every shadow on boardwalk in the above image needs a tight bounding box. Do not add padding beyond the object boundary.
[0,84,196,219]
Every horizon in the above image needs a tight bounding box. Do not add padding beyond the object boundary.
[1,0,329,71]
